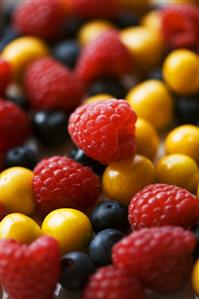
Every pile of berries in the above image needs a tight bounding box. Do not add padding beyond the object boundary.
[0,1,199,299]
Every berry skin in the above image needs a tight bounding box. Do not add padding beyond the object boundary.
[13,0,65,40]
[129,183,199,230]
[161,4,199,50]
[0,99,31,155]
[52,40,80,69]
[59,252,95,291]
[82,265,145,299]
[113,226,196,293]
[0,59,11,96]
[0,236,60,299]
[89,228,124,267]
[68,99,137,165]
[75,31,132,86]
[90,200,129,233]
[25,57,84,111]
[0,202,6,221]
[33,156,100,215]
[175,93,199,125]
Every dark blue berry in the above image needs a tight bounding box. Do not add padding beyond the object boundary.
[89,229,124,266]
[88,77,127,99]
[175,94,199,125]
[32,110,68,147]
[4,146,40,170]
[59,252,95,291]
[6,94,28,110]
[192,225,199,260]
[2,4,16,26]
[146,69,163,81]
[114,12,139,29]
[90,200,129,233]
[0,27,20,52]
[52,40,80,69]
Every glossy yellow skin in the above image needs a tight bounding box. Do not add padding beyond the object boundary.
[120,26,164,73]
[156,154,199,193]
[163,50,199,95]
[42,209,93,255]
[102,155,156,205]
[78,20,115,46]
[1,36,48,80]
[0,167,35,215]
[127,80,173,130]
[192,259,199,296]
[165,125,199,163]
[83,93,113,105]
[141,10,162,33]
[136,118,159,160]
[0,213,42,244]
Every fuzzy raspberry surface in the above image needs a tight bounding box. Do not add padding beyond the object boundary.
[82,265,145,299]
[113,226,196,293]
[128,183,199,230]
[0,60,11,96]
[68,99,137,164]
[0,236,60,299]
[33,156,100,215]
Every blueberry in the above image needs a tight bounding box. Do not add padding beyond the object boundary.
[69,148,106,176]
[2,4,17,26]
[4,146,40,170]
[175,94,199,125]
[6,94,28,110]
[0,27,20,52]
[146,69,163,81]
[192,225,199,260]
[90,200,129,233]
[88,77,127,99]
[32,110,68,147]
[59,252,95,291]
[52,41,80,69]
[114,12,139,29]
[89,229,124,266]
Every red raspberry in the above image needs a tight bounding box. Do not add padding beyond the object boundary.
[0,99,31,155]
[69,0,121,19]
[83,265,145,299]
[0,202,6,221]
[24,57,84,111]
[113,226,196,293]
[161,4,199,49]
[33,156,100,215]
[0,236,60,299]
[128,183,199,230]
[75,31,132,86]
[13,0,65,40]
[68,99,137,164]
[0,60,12,96]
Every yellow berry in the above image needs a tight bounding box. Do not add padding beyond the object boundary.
[83,93,113,105]
[163,49,199,95]
[0,213,42,244]
[156,154,199,193]
[192,259,199,296]
[120,26,164,73]
[1,36,48,81]
[141,10,162,33]
[127,80,173,129]
[165,125,199,163]
[78,20,115,46]
[102,155,156,205]
[0,167,35,215]
[42,209,93,255]
[136,118,160,160]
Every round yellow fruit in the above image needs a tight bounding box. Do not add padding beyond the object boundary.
[0,167,35,215]
[193,259,199,296]
[102,155,156,205]
[142,10,162,33]
[163,49,199,95]
[83,93,113,105]
[127,80,173,129]
[1,36,48,80]
[165,125,199,163]
[0,213,42,244]
[156,154,199,193]
[42,209,93,255]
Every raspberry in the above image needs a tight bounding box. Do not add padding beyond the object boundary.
[75,31,132,86]
[0,60,11,96]
[128,183,199,230]
[13,0,65,40]
[82,265,145,299]
[0,202,6,221]
[24,57,84,111]
[68,99,137,164]
[33,156,100,215]
[0,99,31,155]
[161,4,199,49]
[0,236,60,299]
[113,226,196,293]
